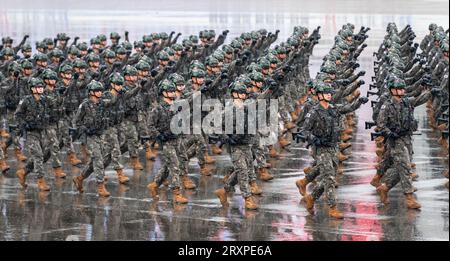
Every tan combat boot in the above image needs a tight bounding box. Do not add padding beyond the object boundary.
[16,168,28,188]
[147,182,159,199]
[296,178,308,196]
[339,142,352,151]
[303,166,313,174]
[116,169,129,184]
[268,145,279,158]
[72,176,84,193]
[375,136,384,143]
[0,159,10,173]
[215,188,229,207]
[343,128,353,135]
[370,174,382,188]
[0,129,10,138]
[340,134,352,142]
[15,148,27,161]
[338,152,349,162]
[182,175,196,189]
[285,122,296,130]
[211,144,223,155]
[0,141,7,157]
[279,136,291,148]
[437,123,447,131]
[258,168,274,181]
[97,182,110,197]
[68,152,82,166]
[130,157,143,170]
[173,188,188,204]
[405,193,421,209]
[204,153,216,164]
[244,196,259,210]
[250,181,262,195]
[37,177,50,191]
[328,206,344,219]
[304,194,315,214]
[290,111,299,121]
[53,167,67,178]
[81,145,89,162]
[145,146,157,161]
[410,162,416,169]
[376,183,389,204]
[200,164,213,176]
[410,172,419,181]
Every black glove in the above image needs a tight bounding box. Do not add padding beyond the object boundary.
[431,88,441,96]
[220,73,228,79]
[204,79,213,86]
[140,79,148,87]
[150,69,158,77]
[13,71,20,77]
[91,72,100,80]
[358,79,365,86]
[113,61,122,68]
[282,65,293,73]
[419,59,426,65]
[353,63,360,69]
[235,58,243,66]
[164,66,172,73]
[268,80,278,90]
[387,131,399,139]
[361,43,367,48]
[359,96,369,104]
[275,29,280,34]
[312,136,322,147]
[222,30,229,35]
[358,70,366,77]
[73,73,80,80]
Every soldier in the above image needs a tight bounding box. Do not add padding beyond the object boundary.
[375,78,433,209]
[146,80,189,204]
[14,78,51,191]
[300,83,368,218]
[214,81,259,210]
[72,80,116,197]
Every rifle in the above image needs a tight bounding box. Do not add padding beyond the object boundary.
[370,131,422,141]
[442,131,449,139]
[367,90,379,97]
[371,100,378,108]
[365,121,377,129]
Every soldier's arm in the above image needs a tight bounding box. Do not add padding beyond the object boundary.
[376,103,390,134]
[409,90,431,108]
[336,98,363,115]
[14,98,27,128]
[73,103,86,128]
[146,106,161,138]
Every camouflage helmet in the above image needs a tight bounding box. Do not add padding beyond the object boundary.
[275,46,287,54]
[441,42,449,53]
[249,71,264,82]
[43,38,53,46]
[160,32,169,40]
[258,57,270,69]
[21,59,34,69]
[8,61,22,74]
[56,33,69,41]
[340,29,353,38]
[28,77,44,88]
[240,32,252,41]
[59,64,73,73]
[190,60,205,72]
[110,32,121,40]
[162,47,175,56]
[98,34,107,42]
[1,47,15,58]
[205,56,219,67]
[315,82,334,93]
[134,40,144,49]
[258,29,268,36]
[103,49,116,59]
[212,51,225,62]
[122,41,133,52]
[320,62,337,74]
[246,63,262,73]
[429,23,438,31]
[159,79,176,93]
[140,55,153,65]
[287,37,299,48]
[36,41,47,50]
[1,36,13,44]
[50,48,64,58]
[168,73,185,85]
[109,73,125,85]
[68,46,80,56]
[222,44,234,54]
[388,77,406,89]
[267,54,279,64]
[116,46,127,55]
[157,51,170,61]
[34,53,48,62]
[122,65,138,76]
[90,37,102,45]
[172,43,183,52]
[135,60,151,71]
[76,42,88,51]
[208,30,216,39]
[230,81,248,94]
[251,31,261,41]
[87,80,104,92]
[142,35,153,43]
[306,80,315,90]
[230,39,243,49]
[21,43,32,52]
[189,35,199,44]
[73,58,88,69]
[237,74,252,87]
[190,68,206,78]
[86,53,100,63]
[182,39,194,48]
[151,33,161,40]
[42,69,58,80]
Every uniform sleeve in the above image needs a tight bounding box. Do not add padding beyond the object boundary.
[14,98,27,128]
[376,103,390,134]
[146,106,160,138]
[73,102,86,128]
[336,99,363,115]
[409,90,431,108]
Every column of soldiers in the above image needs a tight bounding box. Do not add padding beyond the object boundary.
[293,24,371,218]
[366,23,448,209]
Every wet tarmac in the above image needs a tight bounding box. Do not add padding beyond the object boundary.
[0,0,449,241]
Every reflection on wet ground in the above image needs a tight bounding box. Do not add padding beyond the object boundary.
[0,0,448,241]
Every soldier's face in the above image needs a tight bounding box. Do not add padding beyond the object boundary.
[125,75,138,82]
[262,68,269,75]
[23,69,33,76]
[90,61,100,68]
[23,51,32,57]
[45,79,56,86]
[117,54,126,60]
[160,60,168,66]
[176,84,185,92]
[75,68,86,74]
[32,86,44,94]
[318,93,332,101]
[444,52,449,60]
[277,53,286,60]
[112,84,123,92]
[138,70,149,77]
[111,38,119,45]
[330,73,336,80]
[37,60,48,67]
[106,58,115,64]
[47,44,54,50]
[225,53,233,60]
[80,50,87,56]
[270,63,277,69]
[193,77,204,85]
[391,88,405,96]
[59,40,67,46]
[61,72,72,79]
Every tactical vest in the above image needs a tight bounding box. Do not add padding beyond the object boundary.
[20,95,48,131]
[80,99,108,136]
[309,105,341,146]
[103,91,125,126]
[124,84,144,122]
[387,98,418,135]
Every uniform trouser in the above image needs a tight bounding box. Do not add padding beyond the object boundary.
[184,134,207,166]
[224,145,253,198]
[102,125,123,170]
[7,110,20,150]
[137,110,149,149]
[121,119,140,158]
[177,135,191,177]
[378,137,414,177]
[59,115,76,154]
[251,134,266,181]
[305,146,319,182]
[154,139,182,189]
[46,124,62,168]
[82,135,105,183]
[380,138,414,194]
[311,146,339,207]
[25,130,45,178]
[278,96,291,124]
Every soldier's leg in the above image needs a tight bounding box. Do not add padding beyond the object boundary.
[124,120,143,170]
[84,136,106,183]
[26,133,45,179]
[231,146,252,199]
[103,127,124,171]
[391,144,415,194]
[46,127,63,169]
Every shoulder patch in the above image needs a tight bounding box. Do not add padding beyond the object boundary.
[18,100,23,105]
[380,105,386,110]
[305,113,311,118]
